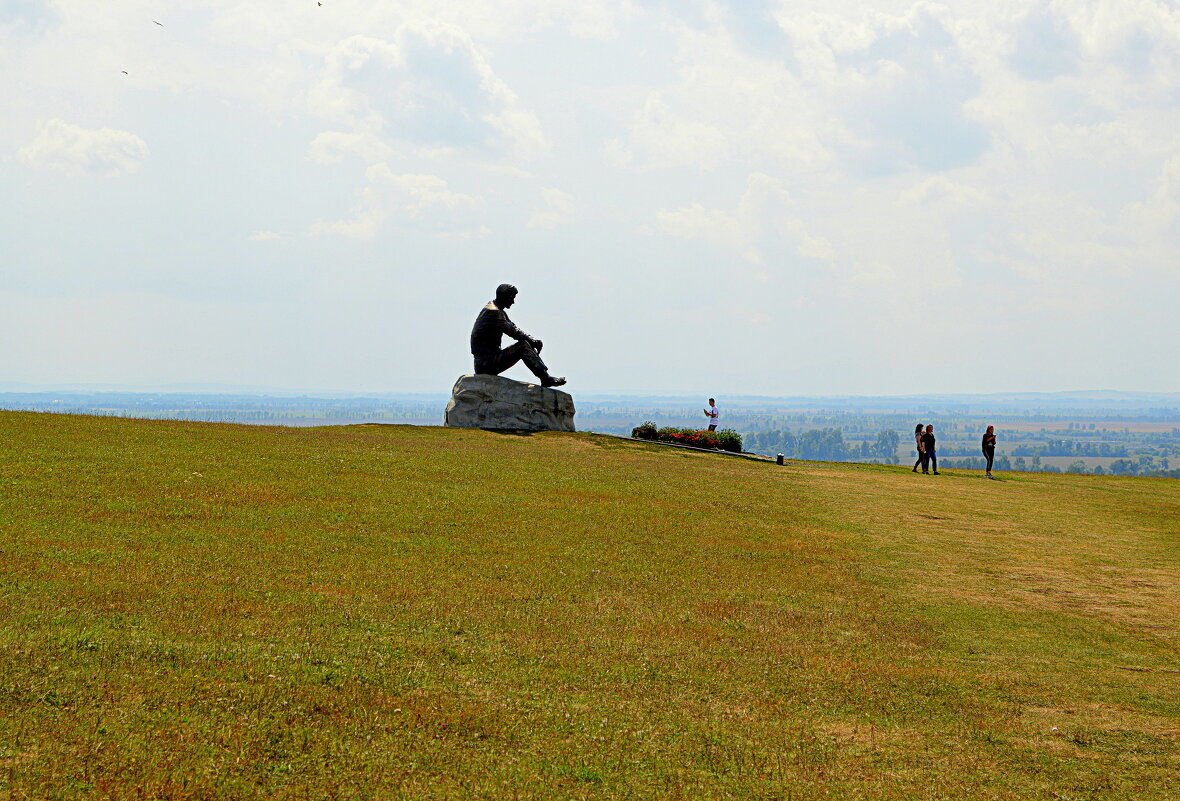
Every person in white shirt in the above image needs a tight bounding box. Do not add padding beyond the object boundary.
[704,398,719,431]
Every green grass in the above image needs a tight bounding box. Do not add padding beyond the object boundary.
[1,411,1177,800]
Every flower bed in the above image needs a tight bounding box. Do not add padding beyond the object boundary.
[630,422,743,453]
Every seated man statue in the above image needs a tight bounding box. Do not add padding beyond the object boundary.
[470,284,567,387]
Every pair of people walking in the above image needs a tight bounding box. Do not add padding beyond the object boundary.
[912,424,939,474]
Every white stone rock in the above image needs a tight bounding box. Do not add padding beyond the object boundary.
[443,374,576,432]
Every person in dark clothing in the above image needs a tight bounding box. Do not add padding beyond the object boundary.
[982,425,997,478]
[470,284,567,387]
[912,423,925,472]
[921,425,939,474]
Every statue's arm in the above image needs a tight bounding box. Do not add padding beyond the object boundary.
[499,313,538,346]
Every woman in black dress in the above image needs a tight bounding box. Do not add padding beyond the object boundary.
[912,423,925,472]
[982,425,997,479]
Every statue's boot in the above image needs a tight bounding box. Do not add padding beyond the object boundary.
[519,343,566,387]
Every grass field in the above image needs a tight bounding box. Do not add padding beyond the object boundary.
[1,411,1177,800]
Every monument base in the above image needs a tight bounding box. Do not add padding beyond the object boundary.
[444,374,576,432]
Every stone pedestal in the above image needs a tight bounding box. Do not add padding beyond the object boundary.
[444,374,576,432]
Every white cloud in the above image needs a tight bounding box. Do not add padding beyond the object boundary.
[309,20,548,160]
[607,15,841,175]
[654,172,833,267]
[0,0,60,36]
[603,137,632,167]
[656,203,748,256]
[782,4,990,173]
[899,175,991,208]
[621,92,729,170]
[484,108,548,160]
[381,169,485,214]
[310,162,485,239]
[1138,155,1180,226]
[18,119,148,177]
[247,230,283,242]
[526,188,575,229]
[307,131,396,165]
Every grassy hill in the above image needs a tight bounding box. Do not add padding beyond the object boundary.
[1,412,1177,800]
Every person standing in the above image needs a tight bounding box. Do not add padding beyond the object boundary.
[921,424,939,475]
[912,423,925,472]
[704,398,719,431]
[982,425,997,479]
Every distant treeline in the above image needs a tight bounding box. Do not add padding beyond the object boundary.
[935,453,1175,477]
[1102,458,1175,477]
[939,454,1014,471]
[1010,439,1130,457]
[745,428,900,463]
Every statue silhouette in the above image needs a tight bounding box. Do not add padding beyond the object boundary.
[469,284,566,387]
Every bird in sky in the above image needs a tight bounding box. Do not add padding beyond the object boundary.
[153,20,163,26]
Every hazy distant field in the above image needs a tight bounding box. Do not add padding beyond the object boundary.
[1035,455,1123,470]
[1,412,1177,799]
[4,391,1178,477]
[987,421,1180,433]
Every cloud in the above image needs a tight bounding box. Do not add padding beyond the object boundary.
[309,20,548,160]
[715,0,796,59]
[656,203,748,257]
[618,92,729,170]
[307,131,396,165]
[1126,155,1180,244]
[607,14,834,174]
[310,162,485,239]
[899,174,990,209]
[654,172,834,266]
[484,108,548,160]
[17,119,148,176]
[526,188,575,229]
[247,230,283,242]
[1010,5,1080,81]
[824,5,990,173]
[0,0,60,36]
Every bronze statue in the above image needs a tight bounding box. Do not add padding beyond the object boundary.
[470,284,567,387]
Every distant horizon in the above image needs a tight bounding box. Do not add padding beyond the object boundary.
[4,382,1177,480]
[3,381,1179,405]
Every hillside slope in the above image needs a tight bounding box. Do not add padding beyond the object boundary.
[1,412,1177,800]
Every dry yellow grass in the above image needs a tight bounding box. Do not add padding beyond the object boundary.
[0,411,1176,799]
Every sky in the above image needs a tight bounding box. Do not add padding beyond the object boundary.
[2,0,1178,396]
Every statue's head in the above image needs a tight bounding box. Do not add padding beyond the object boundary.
[495,283,518,308]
